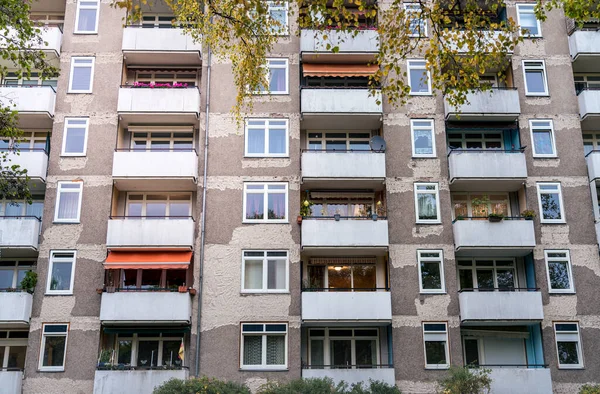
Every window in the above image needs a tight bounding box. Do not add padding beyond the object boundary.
[68,57,95,93]
[305,76,370,88]
[268,1,288,34]
[242,251,288,293]
[523,60,548,96]
[517,4,542,37]
[545,250,574,293]
[451,193,510,219]
[61,118,89,156]
[75,0,99,34]
[129,128,194,151]
[574,75,600,95]
[447,130,503,150]
[423,323,449,369]
[118,267,187,290]
[458,259,517,290]
[308,327,381,368]
[54,182,83,223]
[0,197,44,219]
[39,324,68,371]
[405,3,427,37]
[537,183,565,223]
[307,132,372,151]
[583,132,600,156]
[17,131,49,151]
[411,119,436,157]
[530,120,556,158]
[30,13,65,29]
[243,183,288,223]
[126,193,192,218]
[418,251,445,293]
[554,323,583,369]
[245,119,289,157]
[414,183,440,223]
[135,70,197,87]
[0,261,35,290]
[141,14,177,28]
[0,330,28,371]
[1,72,58,88]
[306,257,378,290]
[256,59,288,95]
[240,323,287,370]
[46,251,76,295]
[106,332,185,367]
[407,60,431,95]
[307,194,376,217]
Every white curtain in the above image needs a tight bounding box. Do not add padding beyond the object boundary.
[244,260,263,289]
[267,260,286,290]
[57,192,79,220]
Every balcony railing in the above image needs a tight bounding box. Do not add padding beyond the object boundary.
[301,87,382,114]
[301,291,392,321]
[301,29,379,54]
[0,85,56,127]
[301,150,385,182]
[0,291,33,325]
[444,88,521,121]
[1,148,49,182]
[99,291,192,324]
[452,217,535,254]
[484,366,552,394]
[458,288,543,322]
[106,216,195,249]
[301,217,389,249]
[577,87,600,129]
[112,148,198,185]
[93,368,189,394]
[0,216,41,250]
[121,26,201,66]
[0,369,23,394]
[116,86,200,123]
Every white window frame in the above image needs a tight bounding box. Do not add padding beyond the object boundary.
[46,251,77,295]
[240,323,288,370]
[256,58,289,95]
[422,322,450,369]
[418,250,445,294]
[125,192,193,218]
[405,3,427,37]
[243,182,288,223]
[516,4,542,37]
[68,57,95,93]
[74,0,100,34]
[38,323,69,372]
[529,119,556,158]
[61,117,89,157]
[457,258,519,290]
[414,182,441,224]
[0,261,35,289]
[244,119,289,157]
[267,1,289,35]
[113,333,185,367]
[544,250,575,294]
[536,182,565,224]
[407,59,432,95]
[554,322,584,369]
[53,181,84,223]
[522,60,549,96]
[411,119,436,158]
[307,327,381,368]
[241,250,289,293]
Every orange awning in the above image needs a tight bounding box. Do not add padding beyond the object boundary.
[104,251,192,270]
[303,64,378,78]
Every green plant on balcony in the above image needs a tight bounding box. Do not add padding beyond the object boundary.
[97,349,113,368]
[580,384,600,394]
[437,366,491,394]
[470,195,490,218]
[521,209,536,220]
[487,212,504,222]
[19,271,37,293]
[300,199,313,217]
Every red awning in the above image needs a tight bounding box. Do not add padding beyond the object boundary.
[303,64,378,77]
[104,251,192,270]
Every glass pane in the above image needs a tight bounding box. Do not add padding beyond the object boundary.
[307,265,325,289]
[7,346,26,369]
[328,266,351,290]
[118,340,132,364]
[310,339,324,367]
[459,269,474,290]
[64,127,86,154]
[414,129,433,155]
[533,130,553,155]
[0,270,14,288]
[141,270,161,289]
[244,260,263,290]
[42,336,66,367]
[409,68,429,93]
[162,340,181,367]
[25,202,44,219]
[520,13,539,35]
[353,265,376,290]
[146,203,167,218]
[57,191,80,220]
[77,9,97,32]
[266,335,285,365]
[355,339,377,367]
[269,67,286,93]
[541,192,562,220]
[548,261,571,290]
[169,202,190,217]
[122,269,137,289]
[421,262,442,290]
[476,270,494,290]
[526,70,546,93]
[330,339,352,368]
[50,262,72,291]
[464,339,479,366]
[269,127,286,154]
[425,341,447,365]
[496,269,515,289]
[137,341,159,367]
[267,259,286,290]
[5,203,22,216]
[557,341,579,365]
[454,202,468,218]
[246,193,264,220]
[247,128,265,154]
[326,140,347,151]
[71,66,92,91]
[243,336,262,365]
[165,269,186,288]
[417,193,438,220]
[16,269,28,289]
[267,192,285,219]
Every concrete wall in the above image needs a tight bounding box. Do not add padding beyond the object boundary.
[0,292,33,325]
[458,291,543,322]
[93,369,188,394]
[302,292,392,321]
[99,292,191,324]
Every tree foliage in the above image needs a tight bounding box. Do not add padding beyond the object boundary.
[437,366,492,394]
[580,384,600,394]
[153,376,252,394]
[0,0,60,202]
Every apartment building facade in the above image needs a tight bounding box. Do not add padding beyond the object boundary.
[0,0,599,393]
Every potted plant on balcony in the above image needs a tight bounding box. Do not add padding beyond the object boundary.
[178,284,188,293]
[470,195,490,219]
[334,208,342,221]
[97,349,113,369]
[488,212,504,222]
[299,199,313,224]
[19,271,37,293]
[521,209,536,220]
[372,200,386,221]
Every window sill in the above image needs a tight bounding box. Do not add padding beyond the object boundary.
[557,365,584,370]
[38,368,65,372]
[44,292,74,296]
[241,291,290,295]
[419,291,447,295]
[243,221,289,225]
[409,93,433,96]
[548,291,576,295]
[412,156,437,159]
[243,155,290,159]
[532,156,558,159]
[60,154,87,158]
[67,91,93,94]
[53,221,81,224]
[73,32,98,35]
[240,368,289,372]
[425,366,449,370]
[539,221,567,225]
[416,221,442,225]
[525,94,550,98]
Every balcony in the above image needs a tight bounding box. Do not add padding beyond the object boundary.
[447,150,527,191]
[112,150,198,191]
[301,29,379,62]
[0,370,23,393]
[0,292,33,326]
[301,219,388,253]
[116,87,200,126]
[568,29,600,72]
[577,89,600,130]
[94,369,188,394]
[106,218,195,249]
[443,30,509,54]
[302,291,392,322]
[100,291,191,324]
[586,150,600,181]
[0,217,41,254]
[488,368,552,394]
[444,89,521,122]
[302,367,395,386]
[459,290,543,323]
[301,151,385,189]
[0,86,56,128]
[452,219,535,256]
[0,26,62,66]
[5,149,48,186]
[122,27,201,66]
[301,88,382,130]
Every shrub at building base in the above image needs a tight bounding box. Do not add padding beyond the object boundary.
[580,384,600,394]
[152,376,251,394]
[437,366,492,394]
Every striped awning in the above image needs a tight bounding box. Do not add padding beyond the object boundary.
[303,64,378,77]
[104,251,192,270]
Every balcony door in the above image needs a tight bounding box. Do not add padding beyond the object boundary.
[463,334,527,367]
[308,328,380,369]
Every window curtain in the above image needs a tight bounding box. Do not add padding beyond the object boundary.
[267,260,286,290]
[266,335,285,365]
[418,194,437,219]
[269,128,286,154]
[57,192,79,219]
[246,194,264,219]
[77,9,97,31]
[244,260,263,289]
[26,202,44,219]
[268,193,285,219]
[243,336,262,365]
[247,128,265,154]
[71,67,92,90]
[269,68,286,92]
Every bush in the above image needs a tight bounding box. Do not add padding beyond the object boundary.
[258,378,401,394]
[580,385,600,394]
[153,376,251,394]
[438,366,492,394]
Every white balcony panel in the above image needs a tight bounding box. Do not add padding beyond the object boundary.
[106,219,194,249]
[0,87,56,128]
[0,371,23,394]
[0,293,33,326]
[586,151,600,181]
[122,27,201,66]
[448,151,527,191]
[302,368,395,386]
[596,222,600,247]
[444,30,507,53]
[488,368,552,394]
[113,151,198,180]
[578,89,600,130]
[100,292,191,324]
[117,88,200,125]
[302,292,392,321]
[302,219,388,248]
[301,30,379,53]
[38,26,62,55]
[459,291,543,322]
[94,369,189,394]
[0,218,40,250]
[568,30,600,72]
[444,89,521,121]
[6,151,48,182]
[302,152,385,180]
[453,220,535,256]
[301,89,382,114]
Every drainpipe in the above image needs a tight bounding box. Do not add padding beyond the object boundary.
[195,40,211,377]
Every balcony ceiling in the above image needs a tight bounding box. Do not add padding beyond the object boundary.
[300,246,388,257]
[449,178,526,192]
[122,51,202,67]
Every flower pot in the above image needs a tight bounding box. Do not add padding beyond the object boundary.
[96,288,103,295]
[372,214,378,221]
[189,288,197,296]
[488,216,503,223]
[297,215,303,225]
[106,286,116,293]
[334,214,341,221]
[524,216,534,220]
[178,286,188,293]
